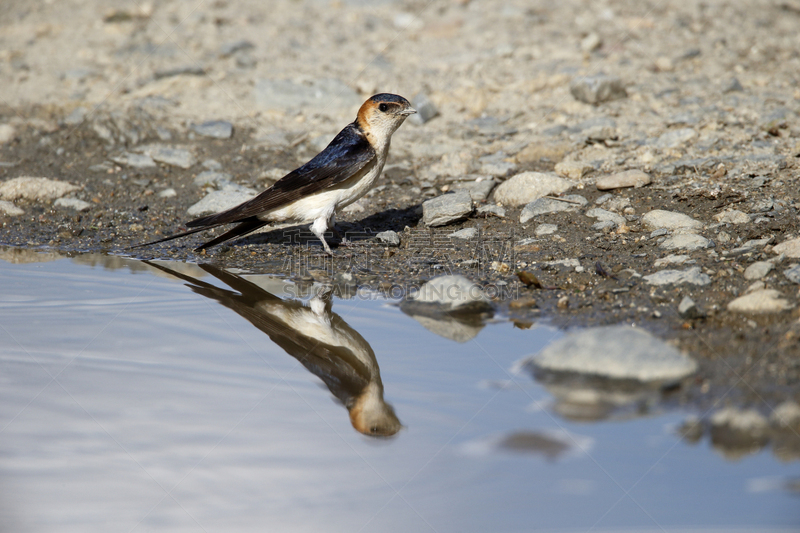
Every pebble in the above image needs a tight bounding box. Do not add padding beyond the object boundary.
[0,177,79,202]
[0,200,24,216]
[476,204,505,218]
[202,159,223,171]
[585,208,626,228]
[727,289,793,314]
[219,39,254,57]
[54,198,91,212]
[654,254,690,267]
[710,407,769,443]
[678,296,706,319]
[535,224,558,236]
[580,32,601,53]
[660,233,712,251]
[643,267,712,286]
[713,209,751,224]
[569,75,627,105]
[492,171,572,207]
[426,150,475,178]
[654,128,697,149]
[140,144,196,169]
[744,261,773,280]
[408,93,439,125]
[158,188,177,198]
[520,195,587,223]
[192,120,233,139]
[0,124,15,144]
[554,161,592,180]
[520,325,697,383]
[783,264,800,284]
[194,171,233,188]
[110,152,156,168]
[449,228,478,240]
[187,185,257,216]
[773,237,800,258]
[408,275,491,311]
[422,191,473,227]
[722,77,744,93]
[376,230,400,246]
[254,78,359,111]
[641,209,703,231]
[454,179,496,202]
[479,157,517,178]
[595,169,651,190]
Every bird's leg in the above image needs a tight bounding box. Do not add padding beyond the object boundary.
[328,213,352,246]
[311,217,334,256]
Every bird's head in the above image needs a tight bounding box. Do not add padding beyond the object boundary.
[356,93,416,144]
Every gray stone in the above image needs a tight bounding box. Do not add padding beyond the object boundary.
[643,267,712,286]
[219,39,254,57]
[784,264,800,284]
[744,261,774,280]
[654,254,690,267]
[493,172,572,207]
[595,193,613,205]
[0,177,79,202]
[554,161,592,180]
[63,107,87,126]
[54,197,91,212]
[192,120,233,139]
[722,77,744,93]
[654,128,697,149]
[0,200,24,216]
[255,78,359,111]
[520,195,587,223]
[728,289,793,314]
[773,238,800,258]
[194,171,233,188]
[642,209,703,231]
[454,179,496,202]
[660,233,712,251]
[535,223,558,236]
[585,207,626,227]
[476,204,506,218]
[449,228,478,240]
[408,92,439,125]
[422,191,473,227]
[595,169,651,190]
[375,230,400,246]
[187,185,257,217]
[154,65,205,79]
[140,144,195,169]
[569,75,627,104]
[480,158,517,178]
[522,325,697,383]
[678,296,706,319]
[110,152,156,168]
[202,159,223,170]
[713,209,750,224]
[408,275,491,311]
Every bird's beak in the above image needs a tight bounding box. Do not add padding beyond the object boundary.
[398,107,417,116]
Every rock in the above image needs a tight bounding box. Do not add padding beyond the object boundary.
[476,204,505,218]
[63,107,87,126]
[654,254,690,267]
[744,261,773,280]
[0,200,24,216]
[422,191,473,227]
[110,152,156,168]
[255,78,359,111]
[139,144,195,169]
[773,238,800,258]
[408,92,439,125]
[783,264,800,284]
[580,32,601,53]
[453,179,496,202]
[722,77,744,93]
[219,39,254,57]
[426,150,475,178]
[375,230,400,246]
[406,314,485,343]
[595,169,651,190]
[202,159,223,171]
[407,275,492,312]
[0,124,15,144]
[535,224,558,236]
[728,289,793,314]
[771,402,800,429]
[522,325,697,383]
[0,177,79,202]
[493,172,572,207]
[154,65,205,79]
[554,161,592,180]
[479,155,517,178]
[713,209,750,224]
[194,170,233,188]
[187,185,257,217]
[54,198,91,212]
[710,407,770,455]
[158,188,177,198]
[520,195,587,223]
[654,128,697,149]
[643,267,712,286]
[660,233,712,251]
[515,141,572,164]
[641,209,703,231]
[585,208,626,228]
[569,75,627,104]
[342,200,366,214]
[449,228,478,240]
[678,296,706,319]
[192,120,233,139]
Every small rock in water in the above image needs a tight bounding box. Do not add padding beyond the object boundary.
[678,296,706,319]
[660,233,712,251]
[644,267,711,287]
[110,152,156,168]
[569,75,627,104]
[0,177,79,202]
[422,191,473,227]
[642,209,703,231]
[744,261,773,280]
[595,169,651,190]
[493,172,572,207]
[449,228,478,240]
[0,200,24,216]
[773,237,800,258]
[713,209,751,224]
[376,230,400,246]
[520,195,587,223]
[408,275,492,312]
[192,120,233,139]
[783,264,800,284]
[728,289,793,314]
[409,92,439,125]
[54,198,91,212]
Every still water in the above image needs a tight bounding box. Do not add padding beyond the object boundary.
[0,249,797,532]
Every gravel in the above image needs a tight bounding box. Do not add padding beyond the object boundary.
[492,172,572,207]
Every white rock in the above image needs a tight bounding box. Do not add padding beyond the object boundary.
[585,207,626,227]
[110,152,156,168]
[376,230,400,246]
[493,172,573,207]
[476,204,505,218]
[0,124,15,144]
[660,233,712,251]
[342,199,366,214]
[713,209,750,224]
[642,209,703,231]
[744,261,773,280]
[0,177,79,202]
[0,199,24,216]
[410,275,490,311]
[654,254,690,267]
[54,198,91,212]
[158,188,177,198]
[187,186,257,216]
[711,408,769,436]
[727,289,793,314]
[643,267,711,286]
[422,191,473,227]
[655,128,697,149]
[449,228,478,240]
[773,237,800,258]
[771,402,800,428]
[535,224,558,236]
[140,144,196,169]
[595,169,651,190]
[554,161,592,180]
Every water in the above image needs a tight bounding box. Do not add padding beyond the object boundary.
[0,249,798,532]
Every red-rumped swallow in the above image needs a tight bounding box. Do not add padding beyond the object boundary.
[137,93,416,254]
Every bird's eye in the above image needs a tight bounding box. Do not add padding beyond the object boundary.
[378,103,388,112]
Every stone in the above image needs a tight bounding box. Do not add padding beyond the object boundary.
[722,77,744,93]
[158,188,177,198]
[0,124,15,144]
[520,195,587,223]
[154,65,205,79]
[408,275,491,312]
[492,172,572,207]
[641,209,703,231]
[54,198,91,212]
[713,209,750,224]
[479,158,517,178]
[581,32,601,53]
[773,238,800,258]
[728,289,793,314]
[711,407,769,441]
[202,159,223,171]
[140,144,195,169]
[426,150,475,178]
[453,179,496,202]
[342,200,366,214]
[476,204,505,218]
[595,169,651,190]
[0,177,79,202]
[0,200,24,216]
[554,161,592,180]
[654,254,690,267]
[376,230,400,246]
[408,92,439,125]
[643,267,712,286]
[771,402,800,428]
[449,228,478,240]
[110,152,156,168]
[654,128,697,149]
[187,185,257,217]
[535,224,558,236]
[521,325,697,383]
[569,75,627,104]
[255,78,359,111]
[585,208,626,228]
[194,171,233,188]
[678,296,706,319]
[219,39,254,57]
[422,191,473,227]
[744,261,773,280]
[660,233,712,251]
[515,141,572,164]
[784,264,800,284]
[192,120,233,139]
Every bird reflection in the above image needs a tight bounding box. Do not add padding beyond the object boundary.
[145,261,401,438]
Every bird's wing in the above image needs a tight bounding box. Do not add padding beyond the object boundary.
[187,123,375,228]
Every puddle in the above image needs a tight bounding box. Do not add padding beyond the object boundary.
[0,248,798,532]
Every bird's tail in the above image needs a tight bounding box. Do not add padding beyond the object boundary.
[195,218,268,250]
[128,226,215,250]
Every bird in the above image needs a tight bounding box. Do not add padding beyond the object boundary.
[136,93,416,254]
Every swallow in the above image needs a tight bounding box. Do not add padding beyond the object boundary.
[136,93,416,254]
